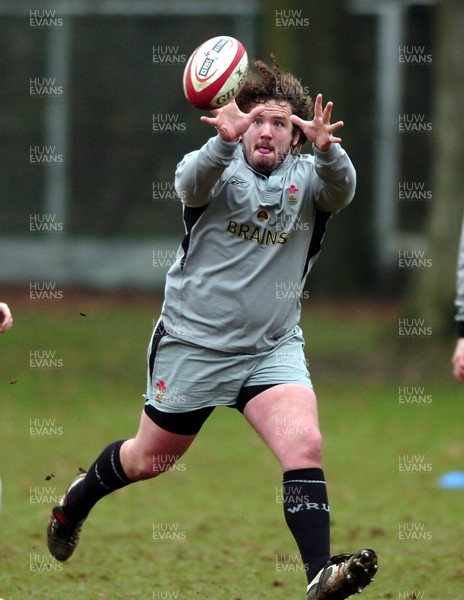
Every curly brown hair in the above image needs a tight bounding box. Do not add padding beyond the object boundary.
[235,54,314,145]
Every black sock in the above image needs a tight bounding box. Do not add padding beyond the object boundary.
[63,439,133,521]
[283,468,330,584]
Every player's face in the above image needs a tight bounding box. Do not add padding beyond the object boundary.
[241,100,300,175]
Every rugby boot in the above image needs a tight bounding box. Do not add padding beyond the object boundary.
[47,472,87,561]
[306,547,378,599]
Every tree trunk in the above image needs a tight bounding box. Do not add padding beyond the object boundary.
[409,0,464,336]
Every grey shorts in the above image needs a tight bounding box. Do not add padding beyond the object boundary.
[143,321,312,429]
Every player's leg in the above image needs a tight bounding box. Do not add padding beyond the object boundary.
[47,406,211,561]
[242,382,322,470]
[47,320,213,561]
[120,410,197,478]
[242,383,329,578]
[242,383,377,599]
[65,408,201,519]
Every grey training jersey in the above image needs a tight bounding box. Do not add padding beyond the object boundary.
[159,135,356,354]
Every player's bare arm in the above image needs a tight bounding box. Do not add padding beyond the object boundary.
[290,93,344,152]
[200,99,266,142]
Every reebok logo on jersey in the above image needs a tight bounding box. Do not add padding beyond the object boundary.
[227,220,288,246]
[227,176,250,188]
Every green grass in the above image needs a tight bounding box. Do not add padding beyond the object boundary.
[1,292,463,599]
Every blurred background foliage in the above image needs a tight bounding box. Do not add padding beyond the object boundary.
[0,0,462,331]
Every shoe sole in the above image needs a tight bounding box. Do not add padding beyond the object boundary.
[47,510,74,561]
[345,548,378,593]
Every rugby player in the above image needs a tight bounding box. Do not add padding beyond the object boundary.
[47,56,378,599]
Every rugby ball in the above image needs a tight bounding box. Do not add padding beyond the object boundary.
[183,36,248,111]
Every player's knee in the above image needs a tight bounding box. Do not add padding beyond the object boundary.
[306,428,323,463]
[125,452,180,480]
[285,427,323,469]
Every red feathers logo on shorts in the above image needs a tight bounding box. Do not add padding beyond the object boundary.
[155,380,167,402]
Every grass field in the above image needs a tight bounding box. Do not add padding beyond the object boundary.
[1,291,463,599]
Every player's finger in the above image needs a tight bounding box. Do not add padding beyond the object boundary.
[314,93,323,117]
[329,120,344,132]
[200,115,217,125]
[0,320,12,333]
[322,101,334,123]
[290,114,306,128]
[247,104,266,121]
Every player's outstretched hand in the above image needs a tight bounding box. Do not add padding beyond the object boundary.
[452,338,464,382]
[200,100,265,143]
[290,93,344,152]
[0,302,13,334]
